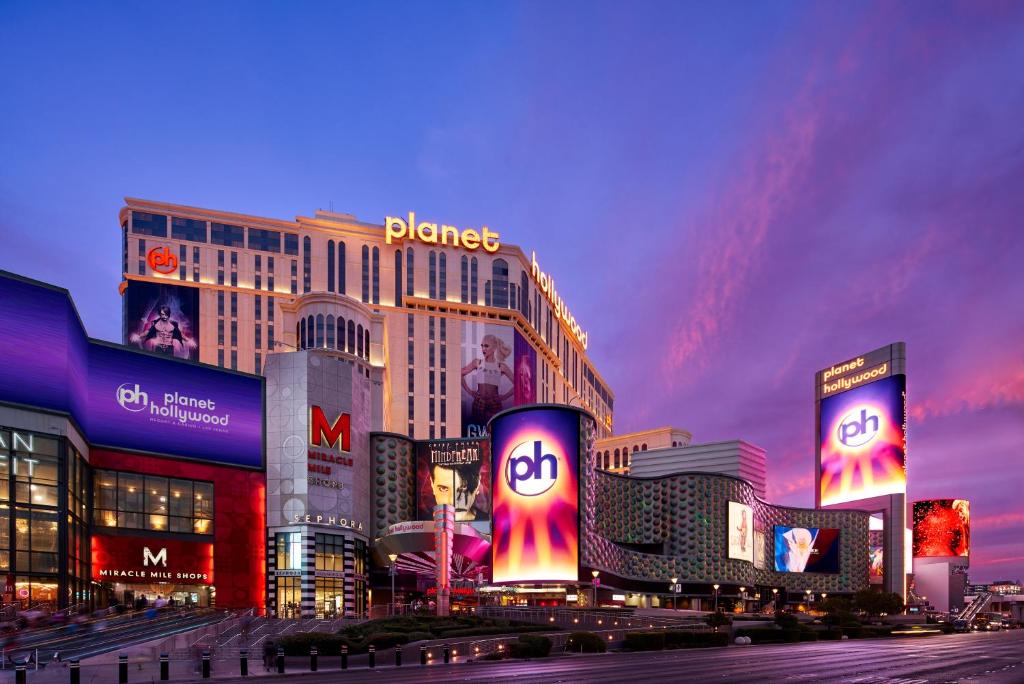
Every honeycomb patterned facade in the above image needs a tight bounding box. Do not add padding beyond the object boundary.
[581,422,871,594]
[370,432,417,538]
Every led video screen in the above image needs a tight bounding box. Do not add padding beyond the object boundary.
[123,281,200,360]
[460,322,536,437]
[913,499,969,558]
[819,374,906,505]
[728,501,754,562]
[491,406,580,583]
[774,526,840,573]
[416,438,490,522]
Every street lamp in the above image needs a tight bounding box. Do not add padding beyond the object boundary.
[739,586,746,614]
[591,570,600,609]
[388,553,398,617]
[670,577,679,611]
[804,589,812,612]
[713,584,720,613]
[772,588,779,613]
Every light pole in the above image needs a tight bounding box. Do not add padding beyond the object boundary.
[670,577,678,611]
[772,588,779,612]
[804,589,812,612]
[739,586,746,614]
[591,570,600,609]
[388,553,398,617]
[713,584,720,613]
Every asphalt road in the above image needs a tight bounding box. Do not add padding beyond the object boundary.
[177,630,1024,683]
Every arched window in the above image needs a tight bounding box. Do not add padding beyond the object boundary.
[316,314,325,348]
[406,248,414,296]
[460,255,468,302]
[394,250,402,307]
[641,443,647,451]
[492,258,509,308]
[356,324,364,358]
[299,319,306,349]
[520,271,530,318]
[337,317,345,352]
[337,241,346,294]
[327,239,335,292]
[604,450,611,470]
[614,449,620,469]
[307,315,315,348]
[361,245,369,302]
[428,251,437,299]
[302,236,311,293]
[326,315,335,348]
[372,246,380,304]
[439,252,447,300]
[470,257,478,303]
[347,320,355,352]
[364,328,370,360]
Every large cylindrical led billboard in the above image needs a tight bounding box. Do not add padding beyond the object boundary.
[819,374,906,506]
[913,499,970,558]
[490,404,583,583]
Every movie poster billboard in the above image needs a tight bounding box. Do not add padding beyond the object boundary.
[869,545,884,584]
[461,323,537,437]
[913,499,970,558]
[728,502,754,562]
[416,438,490,522]
[491,406,581,583]
[773,526,840,573]
[753,530,766,570]
[819,374,906,506]
[123,281,200,360]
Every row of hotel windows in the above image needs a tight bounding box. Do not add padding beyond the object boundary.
[296,314,371,362]
[598,444,649,470]
[129,211,613,414]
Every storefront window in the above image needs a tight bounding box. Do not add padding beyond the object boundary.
[276,532,302,570]
[315,577,344,618]
[276,576,301,619]
[315,534,344,572]
[94,470,214,535]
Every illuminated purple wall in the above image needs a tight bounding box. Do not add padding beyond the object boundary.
[0,272,263,468]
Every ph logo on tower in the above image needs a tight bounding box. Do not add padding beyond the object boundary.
[837,406,880,448]
[505,440,559,496]
[116,383,149,412]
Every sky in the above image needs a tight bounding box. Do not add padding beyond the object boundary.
[2,1,1022,581]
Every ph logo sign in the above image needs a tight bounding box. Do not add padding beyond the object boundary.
[116,383,149,412]
[147,247,178,274]
[505,440,559,496]
[837,407,880,448]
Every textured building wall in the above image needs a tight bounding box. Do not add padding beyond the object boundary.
[370,432,417,539]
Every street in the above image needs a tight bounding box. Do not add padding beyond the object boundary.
[172,630,1024,683]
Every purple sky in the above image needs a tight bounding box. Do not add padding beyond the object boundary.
[2,2,1021,581]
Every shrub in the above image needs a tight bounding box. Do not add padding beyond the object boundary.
[565,632,607,653]
[507,634,552,659]
[782,629,802,643]
[362,632,409,650]
[439,624,551,639]
[798,631,819,642]
[665,630,729,648]
[705,612,733,629]
[861,626,893,638]
[624,631,666,651]
[277,633,349,656]
[775,613,800,630]
[818,629,843,640]
[734,628,785,644]
[405,631,433,642]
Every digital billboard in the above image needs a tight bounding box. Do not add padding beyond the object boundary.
[123,281,199,360]
[728,501,754,562]
[753,530,766,570]
[869,545,884,584]
[773,526,840,573]
[819,374,906,506]
[0,272,263,468]
[461,323,536,437]
[913,499,970,558]
[416,438,490,522]
[491,406,580,583]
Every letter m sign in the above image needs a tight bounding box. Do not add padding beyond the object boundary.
[143,547,168,567]
[311,406,351,451]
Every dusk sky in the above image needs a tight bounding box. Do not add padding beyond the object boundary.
[2,2,1022,580]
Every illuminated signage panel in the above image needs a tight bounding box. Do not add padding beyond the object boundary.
[385,212,500,253]
[773,526,840,573]
[124,281,199,361]
[92,535,214,585]
[913,499,970,558]
[727,501,754,562]
[819,374,906,506]
[416,438,491,522]
[491,406,580,583]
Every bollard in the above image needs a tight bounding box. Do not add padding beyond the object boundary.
[420,644,427,666]
[70,658,81,684]
[202,651,211,679]
[276,647,285,674]
[368,645,375,669]
[443,644,450,664]
[118,654,128,684]
[310,645,318,672]
[15,659,26,684]
[341,644,348,670]
[239,648,248,677]
[159,652,169,681]
[395,646,402,667]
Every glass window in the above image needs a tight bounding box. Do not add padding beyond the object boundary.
[276,532,302,570]
[284,233,299,256]
[316,314,325,348]
[372,246,380,304]
[395,249,402,307]
[315,577,344,618]
[315,534,345,572]
[211,222,245,247]
[326,315,335,348]
[337,241,346,295]
[131,212,167,237]
[491,258,509,308]
[93,470,212,535]
[361,245,369,302]
[327,240,335,292]
[406,248,414,296]
[145,476,169,532]
[248,228,281,253]
[303,237,311,293]
[171,217,208,242]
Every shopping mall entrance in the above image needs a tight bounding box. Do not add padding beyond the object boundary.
[98,582,213,609]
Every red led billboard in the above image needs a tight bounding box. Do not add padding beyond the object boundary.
[913,499,970,558]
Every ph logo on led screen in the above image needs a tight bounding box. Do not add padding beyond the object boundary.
[116,383,149,412]
[837,408,880,447]
[505,440,558,495]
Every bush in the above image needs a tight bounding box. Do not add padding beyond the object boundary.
[624,631,666,651]
[665,630,729,648]
[405,631,433,642]
[507,634,552,659]
[734,628,785,644]
[775,613,800,630]
[705,612,732,629]
[362,632,409,650]
[798,631,819,642]
[565,632,607,653]
[277,633,350,656]
[782,629,802,643]
[439,624,551,639]
[818,629,843,640]
[861,626,893,638]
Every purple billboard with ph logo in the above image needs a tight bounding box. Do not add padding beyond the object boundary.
[0,271,263,468]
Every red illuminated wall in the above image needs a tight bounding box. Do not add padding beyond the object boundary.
[90,449,266,610]
[93,535,214,584]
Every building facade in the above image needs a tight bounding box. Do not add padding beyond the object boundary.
[117,199,614,441]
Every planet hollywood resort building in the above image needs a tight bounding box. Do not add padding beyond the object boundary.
[0,199,874,617]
